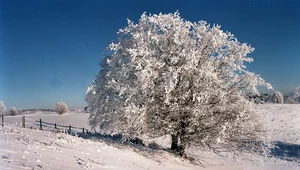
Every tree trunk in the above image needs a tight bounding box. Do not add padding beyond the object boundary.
[171,134,187,157]
[178,144,186,157]
[171,134,179,150]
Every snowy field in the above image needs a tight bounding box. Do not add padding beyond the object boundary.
[2,111,90,133]
[258,104,300,144]
[1,104,300,169]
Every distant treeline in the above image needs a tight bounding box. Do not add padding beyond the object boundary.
[21,109,56,112]
[247,93,289,104]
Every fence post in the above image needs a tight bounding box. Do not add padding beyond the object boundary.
[22,116,25,128]
[1,114,3,127]
[69,125,71,134]
[39,119,42,130]
[55,123,57,129]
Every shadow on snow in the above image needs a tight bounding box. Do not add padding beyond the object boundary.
[35,120,300,162]
[270,141,300,161]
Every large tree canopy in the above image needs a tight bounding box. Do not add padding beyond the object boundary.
[86,12,272,155]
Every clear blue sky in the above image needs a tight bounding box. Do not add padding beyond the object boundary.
[0,0,299,109]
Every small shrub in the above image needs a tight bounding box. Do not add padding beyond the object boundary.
[271,91,284,104]
[7,107,18,116]
[56,102,69,115]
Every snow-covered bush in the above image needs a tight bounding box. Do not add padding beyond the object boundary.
[271,91,284,104]
[87,12,272,156]
[56,102,69,115]
[286,86,300,104]
[0,101,6,115]
[7,107,18,116]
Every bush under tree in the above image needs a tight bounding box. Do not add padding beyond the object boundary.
[56,102,69,115]
[86,12,272,156]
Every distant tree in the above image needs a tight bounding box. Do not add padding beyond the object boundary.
[286,86,300,104]
[0,101,6,115]
[7,107,18,116]
[87,12,272,156]
[55,102,69,115]
[271,91,284,104]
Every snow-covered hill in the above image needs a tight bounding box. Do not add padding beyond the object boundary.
[1,104,300,170]
[257,104,300,144]
[0,125,204,170]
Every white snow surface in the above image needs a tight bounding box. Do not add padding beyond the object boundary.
[1,105,300,170]
[257,104,300,144]
[3,111,90,133]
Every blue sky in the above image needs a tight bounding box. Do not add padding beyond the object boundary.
[0,0,299,109]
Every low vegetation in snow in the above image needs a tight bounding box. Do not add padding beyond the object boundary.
[55,102,69,115]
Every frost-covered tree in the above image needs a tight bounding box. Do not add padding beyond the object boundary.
[286,86,300,104]
[271,91,284,104]
[86,56,126,132]
[7,107,18,116]
[56,102,69,115]
[0,101,6,115]
[87,12,272,156]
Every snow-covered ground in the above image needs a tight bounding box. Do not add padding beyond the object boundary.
[0,125,206,170]
[257,104,300,144]
[1,104,300,170]
[3,111,90,132]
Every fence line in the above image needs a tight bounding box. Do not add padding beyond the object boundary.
[0,115,90,135]
[35,120,84,129]
[0,116,124,142]
[1,115,127,147]
[34,119,90,135]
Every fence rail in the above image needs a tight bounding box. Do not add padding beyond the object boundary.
[35,119,89,134]
[1,115,89,135]
[0,115,122,143]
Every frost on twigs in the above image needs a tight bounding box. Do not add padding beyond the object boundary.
[56,102,69,115]
[86,12,273,156]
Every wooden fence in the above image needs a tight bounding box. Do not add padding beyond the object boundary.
[0,115,123,143]
[35,119,89,134]
[0,115,89,135]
